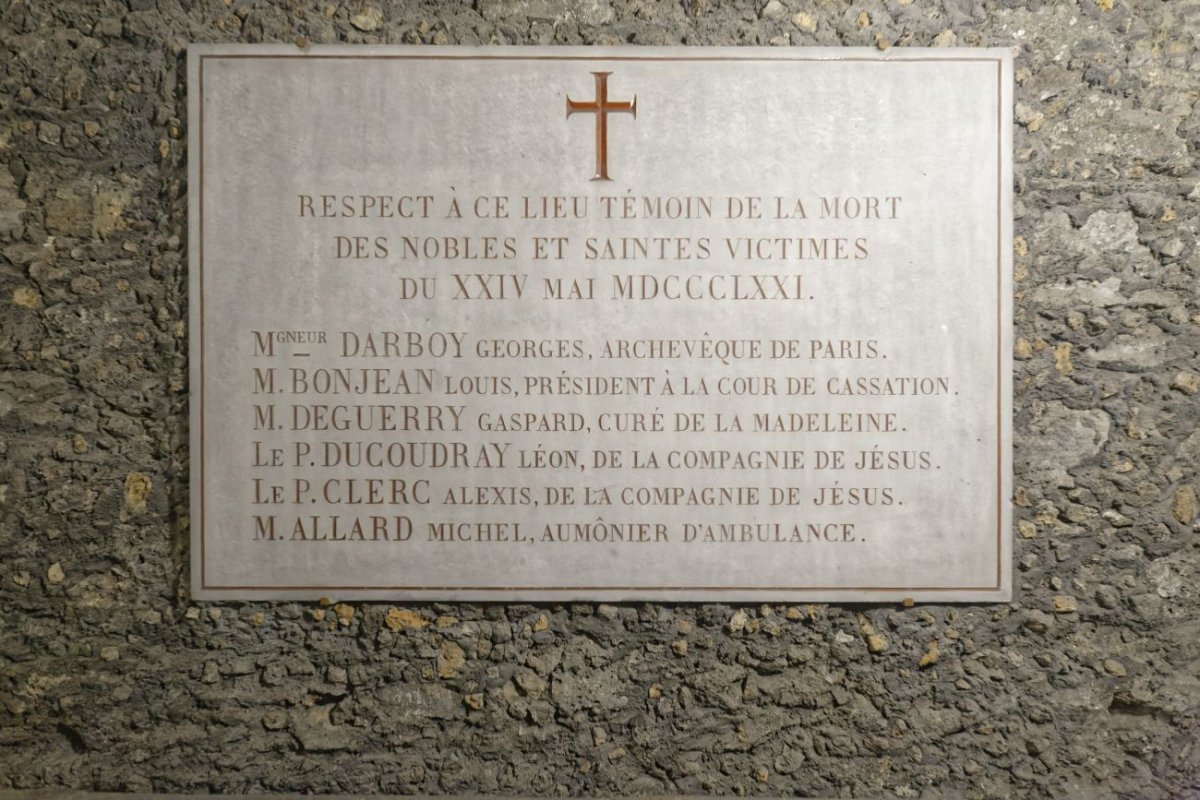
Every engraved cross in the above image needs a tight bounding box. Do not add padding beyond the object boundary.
[566,72,637,181]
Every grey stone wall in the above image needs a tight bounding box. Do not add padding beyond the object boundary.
[1,1,1197,798]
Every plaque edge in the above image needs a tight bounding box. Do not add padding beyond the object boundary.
[185,44,1018,605]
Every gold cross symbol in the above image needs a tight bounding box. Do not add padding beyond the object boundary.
[566,72,637,182]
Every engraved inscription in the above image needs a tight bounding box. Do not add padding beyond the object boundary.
[189,46,1013,601]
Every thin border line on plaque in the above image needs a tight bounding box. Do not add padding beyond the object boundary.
[192,50,1010,595]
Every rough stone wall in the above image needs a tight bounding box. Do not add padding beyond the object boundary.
[1,1,1198,798]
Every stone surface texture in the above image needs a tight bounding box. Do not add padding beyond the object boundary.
[0,1,1197,799]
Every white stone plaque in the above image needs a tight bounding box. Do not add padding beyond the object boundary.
[188,45,1012,602]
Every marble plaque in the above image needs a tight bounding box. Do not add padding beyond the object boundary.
[188,45,1013,602]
